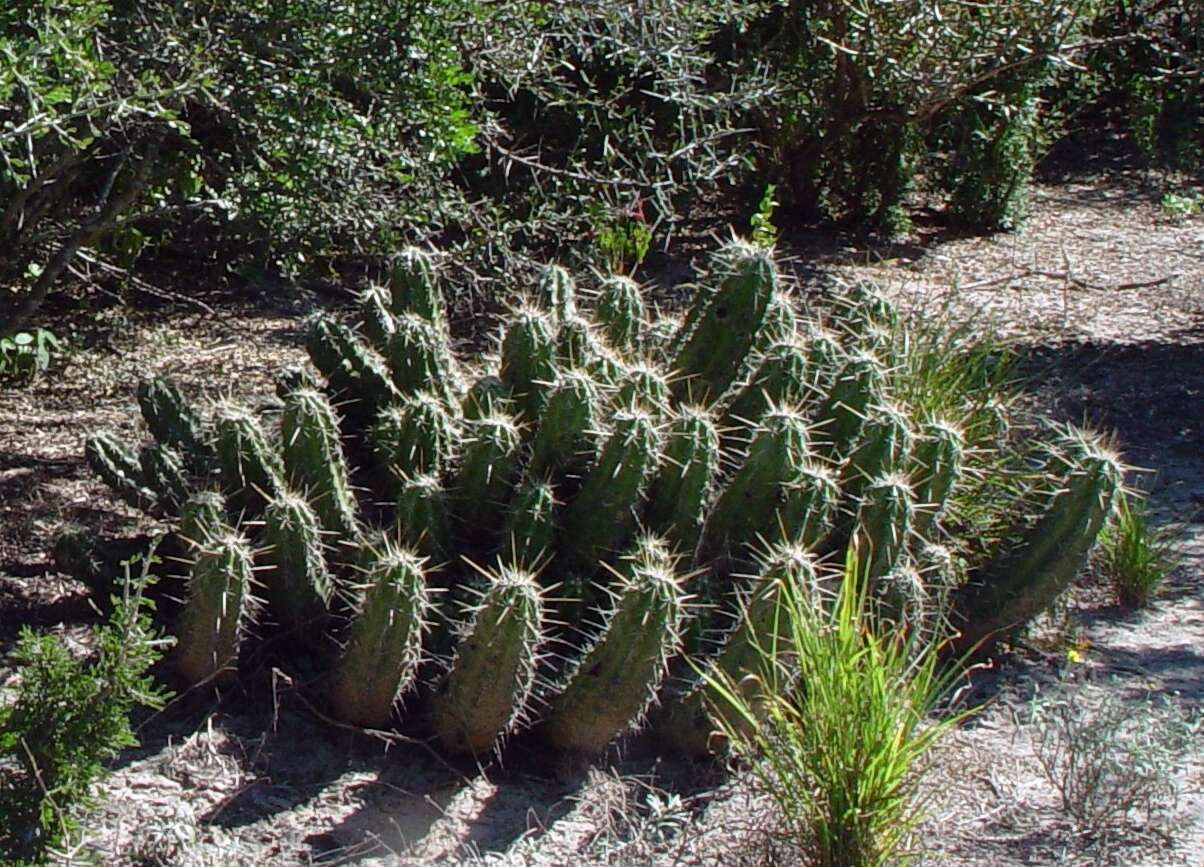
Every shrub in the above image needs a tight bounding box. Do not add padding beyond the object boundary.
[704,551,975,867]
[1030,681,1199,833]
[0,546,170,863]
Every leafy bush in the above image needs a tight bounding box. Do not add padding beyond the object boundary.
[0,327,63,381]
[1030,681,1198,833]
[705,552,975,866]
[0,548,170,863]
[740,0,1098,229]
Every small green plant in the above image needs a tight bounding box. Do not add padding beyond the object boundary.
[0,327,64,381]
[592,198,653,275]
[750,184,779,247]
[705,551,975,867]
[0,546,171,863]
[1160,191,1202,222]
[1095,490,1179,609]
[1030,681,1198,834]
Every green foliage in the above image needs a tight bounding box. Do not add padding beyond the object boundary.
[0,549,170,863]
[749,184,779,248]
[1095,490,1179,609]
[1160,191,1202,222]
[0,328,64,381]
[704,553,974,867]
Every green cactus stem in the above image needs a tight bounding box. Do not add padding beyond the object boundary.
[304,315,397,427]
[386,313,459,408]
[854,472,915,584]
[137,376,213,471]
[370,392,458,487]
[260,490,333,635]
[614,363,672,417]
[175,529,255,688]
[751,292,798,355]
[431,564,545,756]
[501,475,558,566]
[909,418,965,538]
[528,369,603,481]
[452,411,523,540]
[462,373,511,421]
[357,282,397,353]
[778,461,841,550]
[953,427,1123,653]
[535,263,576,321]
[394,472,453,563]
[388,246,447,333]
[280,388,360,564]
[699,405,811,565]
[86,431,156,512]
[720,339,811,455]
[561,409,662,572]
[671,240,778,405]
[594,275,646,355]
[555,314,601,371]
[329,543,429,727]
[645,406,720,557]
[499,305,558,422]
[543,542,684,754]
[839,401,914,508]
[275,365,322,402]
[138,442,192,514]
[813,349,885,461]
[215,402,284,519]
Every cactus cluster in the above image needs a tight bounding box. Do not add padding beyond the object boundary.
[84,240,1124,760]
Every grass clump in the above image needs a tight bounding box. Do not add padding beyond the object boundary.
[705,551,974,867]
[1095,490,1179,609]
[0,547,170,864]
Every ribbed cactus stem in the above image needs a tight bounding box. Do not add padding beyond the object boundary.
[501,476,558,566]
[388,246,447,333]
[370,392,458,487]
[176,529,254,687]
[86,431,155,511]
[499,305,558,423]
[462,373,512,421]
[700,405,812,564]
[329,543,429,727]
[814,350,885,460]
[659,544,819,756]
[543,545,684,753]
[854,473,915,583]
[178,490,228,553]
[720,339,811,455]
[431,564,545,756]
[752,292,798,355]
[645,406,720,557]
[779,461,841,550]
[394,472,453,562]
[535,263,577,321]
[528,369,603,481]
[561,409,662,572]
[387,313,460,407]
[138,442,192,514]
[260,490,333,635]
[358,282,396,353]
[215,402,284,519]
[671,240,778,405]
[304,315,397,426]
[614,363,672,418]
[954,427,1123,652]
[910,418,965,537]
[555,314,600,371]
[594,275,646,355]
[281,388,360,564]
[137,376,213,471]
[839,401,914,508]
[453,411,523,539]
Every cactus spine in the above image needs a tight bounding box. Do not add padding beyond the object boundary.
[502,476,558,566]
[645,406,720,556]
[528,369,602,481]
[394,472,453,562]
[453,412,523,538]
[594,275,646,354]
[330,544,429,727]
[388,246,446,331]
[432,565,544,755]
[499,306,558,422]
[387,313,459,407]
[910,418,965,537]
